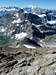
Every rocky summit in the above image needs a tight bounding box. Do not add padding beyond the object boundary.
[0,47,56,75]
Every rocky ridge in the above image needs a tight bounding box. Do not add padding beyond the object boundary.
[0,47,56,75]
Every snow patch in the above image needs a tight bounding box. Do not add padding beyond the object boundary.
[24,11,28,13]
[0,27,7,32]
[38,14,46,18]
[14,13,19,18]
[12,18,22,24]
[23,44,36,49]
[15,32,27,40]
[33,13,46,18]
[47,20,56,24]
[33,12,36,15]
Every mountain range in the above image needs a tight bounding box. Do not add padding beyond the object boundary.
[0,7,56,48]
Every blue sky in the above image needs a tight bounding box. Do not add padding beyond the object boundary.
[0,0,56,9]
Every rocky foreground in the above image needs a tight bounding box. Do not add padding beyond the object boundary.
[0,47,56,75]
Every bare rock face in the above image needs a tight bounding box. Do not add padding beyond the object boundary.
[0,47,56,75]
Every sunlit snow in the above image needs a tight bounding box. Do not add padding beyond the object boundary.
[47,20,56,24]
[38,14,46,18]
[12,18,22,24]
[23,44,36,49]
[15,32,27,40]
